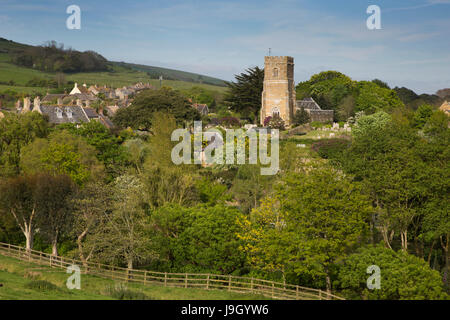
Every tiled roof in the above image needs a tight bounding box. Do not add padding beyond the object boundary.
[296,97,321,110]
[42,94,67,102]
[39,105,89,124]
[83,107,99,118]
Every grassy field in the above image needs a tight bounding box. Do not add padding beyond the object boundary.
[0,254,268,300]
[0,54,227,93]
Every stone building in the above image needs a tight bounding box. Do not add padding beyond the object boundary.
[260,56,296,126]
[260,56,334,126]
[296,97,334,123]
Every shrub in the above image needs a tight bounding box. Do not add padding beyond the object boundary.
[310,121,323,129]
[263,116,272,127]
[293,107,310,126]
[104,283,151,300]
[338,245,449,300]
[311,138,351,159]
[268,115,285,130]
[219,116,240,128]
[25,280,60,292]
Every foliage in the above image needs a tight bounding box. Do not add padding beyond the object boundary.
[12,41,109,73]
[56,122,128,179]
[25,280,61,292]
[113,87,201,130]
[311,138,351,160]
[104,283,150,300]
[238,166,372,290]
[267,115,285,130]
[355,81,404,114]
[20,130,104,186]
[0,112,49,177]
[150,204,246,274]
[224,67,264,122]
[352,111,391,138]
[338,245,449,300]
[292,107,310,126]
[412,104,434,129]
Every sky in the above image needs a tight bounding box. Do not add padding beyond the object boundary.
[1,0,449,94]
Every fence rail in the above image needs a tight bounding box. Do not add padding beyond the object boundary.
[0,242,344,300]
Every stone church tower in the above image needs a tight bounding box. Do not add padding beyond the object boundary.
[260,56,296,126]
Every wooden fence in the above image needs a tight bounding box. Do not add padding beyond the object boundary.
[0,242,344,300]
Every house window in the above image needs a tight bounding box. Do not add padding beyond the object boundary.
[56,108,63,119]
[273,68,278,78]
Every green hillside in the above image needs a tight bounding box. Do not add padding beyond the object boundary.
[0,254,267,300]
[0,38,227,94]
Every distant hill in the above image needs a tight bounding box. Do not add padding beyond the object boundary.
[0,38,226,88]
[393,86,448,110]
[115,62,226,87]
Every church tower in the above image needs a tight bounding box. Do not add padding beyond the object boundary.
[260,56,296,126]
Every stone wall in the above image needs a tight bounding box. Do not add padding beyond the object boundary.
[308,110,334,123]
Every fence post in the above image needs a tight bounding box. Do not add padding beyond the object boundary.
[206,274,210,290]
[49,255,52,267]
[185,273,188,288]
[228,275,232,291]
[319,290,322,300]
[272,283,275,298]
[39,252,42,265]
[144,271,147,285]
[164,272,167,287]
[296,286,299,300]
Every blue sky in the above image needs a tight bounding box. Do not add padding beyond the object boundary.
[1,0,449,93]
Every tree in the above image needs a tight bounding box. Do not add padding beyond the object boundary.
[355,81,404,114]
[0,175,39,251]
[412,104,434,129]
[71,181,112,266]
[142,112,198,208]
[35,174,76,256]
[0,112,48,177]
[224,67,264,122]
[20,130,104,186]
[113,87,201,130]
[338,244,449,300]
[90,174,154,269]
[150,204,246,274]
[56,121,128,179]
[292,107,310,126]
[238,166,372,292]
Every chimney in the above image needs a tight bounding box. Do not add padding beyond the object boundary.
[22,97,31,113]
[32,97,42,114]
[15,99,22,110]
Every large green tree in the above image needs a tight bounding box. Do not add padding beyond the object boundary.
[239,166,373,292]
[0,112,48,177]
[113,87,201,130]
[224,66,264,122]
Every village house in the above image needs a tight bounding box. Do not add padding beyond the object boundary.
[440,100,450,115]
[193,103,209,116]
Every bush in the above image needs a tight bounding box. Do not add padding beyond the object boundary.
[311,138,351,159]
[263,116,272,127]
[268,115,285,130]
[310,121,323,129]
[25,280,60,292]
[338,245,449,300]
[104,283,151,300]
[293,107,310,126]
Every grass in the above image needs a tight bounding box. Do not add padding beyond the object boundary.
[0,254,269,300]
[0,51,228,96]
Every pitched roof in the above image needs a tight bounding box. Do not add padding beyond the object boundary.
[296,97,321,110]
[39,105,89,124]
[42,94,67,102]
[83,107,99,118]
